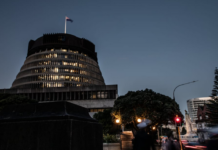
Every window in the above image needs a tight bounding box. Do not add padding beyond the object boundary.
[97,92,101,99]
[65,76,69,80]
[54,67,58,72]
[60,75,65,80]
[63,61,68,65]
[200,115,202,120]
[61,49,67,52]
[92,92,96,99]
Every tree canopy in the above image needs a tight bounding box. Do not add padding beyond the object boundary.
[207,68,218,124]
[111,89,183,129]
[93,109,114,134]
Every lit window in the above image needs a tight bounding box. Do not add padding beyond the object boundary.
[61,49,67,52]
[58,83,63,87]
[51,49,54,51]
[65,55,68,58]
[54,54,57,58]
[81,53,87,57]
[63,62,68,65]
[73,51,78,53]
[69,50,73,52]
[65,69,69,72]
[60,75,65,80]
[54,68,58,72]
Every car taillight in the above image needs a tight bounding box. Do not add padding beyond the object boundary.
[197,145,207,148]
[185,145,196,149]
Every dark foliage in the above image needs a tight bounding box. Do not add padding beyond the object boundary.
[211,68,218,97]
[111,89,183,130]
[93,109,114,134]
[207,68,218,124]
[181,127,186,135]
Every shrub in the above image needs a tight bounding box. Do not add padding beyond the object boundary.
[103,134,119,143]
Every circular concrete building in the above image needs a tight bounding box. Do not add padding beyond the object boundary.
[11,33,105,89]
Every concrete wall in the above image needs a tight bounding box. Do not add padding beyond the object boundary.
[103,143,120,150]
[68,99,115,108]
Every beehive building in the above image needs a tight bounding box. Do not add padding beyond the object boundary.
[1,33,117,115]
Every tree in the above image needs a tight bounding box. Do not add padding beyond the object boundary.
[111,89,183,130]
[211,68,218,97]
[207,68,218,124]
[93,109,114,134]
[181,127,186,135]
[0,94,37,111]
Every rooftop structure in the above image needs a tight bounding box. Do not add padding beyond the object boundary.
[12,33,105,89]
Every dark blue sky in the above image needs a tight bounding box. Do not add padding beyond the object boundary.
[0,0,218,115]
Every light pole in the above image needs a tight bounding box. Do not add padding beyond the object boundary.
[173,80,198,150]
[173,80,198,101]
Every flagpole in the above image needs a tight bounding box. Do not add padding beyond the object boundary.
[65,16,66,34]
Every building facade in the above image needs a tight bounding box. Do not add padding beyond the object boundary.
[0,33,118,115]
[196,104,209,129]
[195,104,211,141]
[187,97,211,122]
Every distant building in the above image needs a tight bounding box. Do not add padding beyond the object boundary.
[0,33,118,116]
[187,97,212,122]
[196,104,211,140]
[196,104,209,130]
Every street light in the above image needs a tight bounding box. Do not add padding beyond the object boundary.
[115,119,124,132]
[173,80,198,101]
[137,118,142,123]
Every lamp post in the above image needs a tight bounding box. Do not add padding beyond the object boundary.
[173,80,198,101]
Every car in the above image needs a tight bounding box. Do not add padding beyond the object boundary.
[184,142,207,150]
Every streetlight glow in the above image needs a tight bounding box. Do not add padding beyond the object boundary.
[116,119,120,123]
[137,118,142,123]
[152,126,156,130]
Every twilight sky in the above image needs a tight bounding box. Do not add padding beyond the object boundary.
[0,0,218,115]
